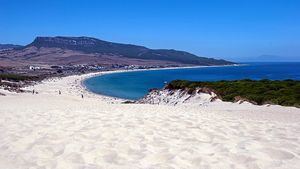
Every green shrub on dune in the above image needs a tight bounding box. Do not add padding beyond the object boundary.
[166,79,300,107]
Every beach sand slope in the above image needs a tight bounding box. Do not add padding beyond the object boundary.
[0,73,299,169]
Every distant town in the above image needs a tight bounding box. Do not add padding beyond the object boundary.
[1,63,182,77]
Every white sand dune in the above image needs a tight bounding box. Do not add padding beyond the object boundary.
[0,71,300,169]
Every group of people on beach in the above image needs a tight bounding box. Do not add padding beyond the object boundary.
[32,89,84,99]
[32,89,38,94]
[58,90,84,98]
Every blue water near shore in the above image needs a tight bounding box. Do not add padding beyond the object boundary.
[84,62,300,100]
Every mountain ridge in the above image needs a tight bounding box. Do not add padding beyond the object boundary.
[0,36,234,67]
[26,36,233,65]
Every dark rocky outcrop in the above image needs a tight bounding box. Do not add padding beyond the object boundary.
[0,44,23,50]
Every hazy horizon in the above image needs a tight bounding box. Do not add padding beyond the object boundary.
[1,0,299,62]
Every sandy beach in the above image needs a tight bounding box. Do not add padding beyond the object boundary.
[0,70,300,169]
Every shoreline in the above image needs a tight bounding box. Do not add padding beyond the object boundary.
[79,63,300,109]
[80,64,243,101]
[1,63,299,109]
[1,64,242,100]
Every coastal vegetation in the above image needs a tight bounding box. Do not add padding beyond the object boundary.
[0,73,39,82]
[0,73,41,93]
[166,79,300,107]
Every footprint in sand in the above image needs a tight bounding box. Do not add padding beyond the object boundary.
[262,148,295,160]
[102,151,126,164]
[65,153,85,163]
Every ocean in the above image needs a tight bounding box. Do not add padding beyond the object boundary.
[84,62,300,100]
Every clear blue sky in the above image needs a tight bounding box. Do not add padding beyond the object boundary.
[1,0,299,61]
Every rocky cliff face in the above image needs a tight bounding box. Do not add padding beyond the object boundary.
[137,87,221,106]
[30,37,99,47]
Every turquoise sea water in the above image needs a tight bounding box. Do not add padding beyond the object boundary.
[84,62,300,100]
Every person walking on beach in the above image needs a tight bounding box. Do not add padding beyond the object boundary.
[32,89,35,94]
[81,94,84,99]
[59,90,61,95]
